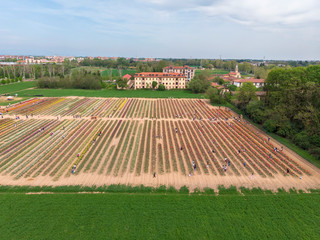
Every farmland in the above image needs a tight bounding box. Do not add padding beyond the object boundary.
[0,191,320,239]
[1,97,319,190]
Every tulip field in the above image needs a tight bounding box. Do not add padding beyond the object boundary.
[0,97,319,189]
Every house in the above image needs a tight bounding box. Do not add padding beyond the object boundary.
[134,72,186,89]
[163,65,195,81]
[232,78,265,88]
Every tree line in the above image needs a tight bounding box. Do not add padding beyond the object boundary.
[0,60,75,80]
[36,69,104,90]
[241,65,320,160]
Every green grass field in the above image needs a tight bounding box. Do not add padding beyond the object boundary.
[0,81,36,94]
[9,88,206,98]
[0,191,319,239]
[101,69,136,77]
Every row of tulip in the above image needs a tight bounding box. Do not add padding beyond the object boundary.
[235,121,310,176]
[12,120,74,179]
[135,120,148,175]
[228,122,292,176]
[161,121,171,173]
[203,121,245,176]
[0,120,54,171]
[22,120,77,178]
[168,121,186,174]
[41,120,93,176]
[88,120,118,173]
[212,122,271,177]
[192,121,225,176]
[186,121,216,175]
[50,120,103,179]
[113,121,136,176]
[106,121,131,175]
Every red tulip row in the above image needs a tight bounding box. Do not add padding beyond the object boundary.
[184,121,211,174]
[205,121,250,176]
[192,121,225,176]
[234,121,309,176]
[229,122,294,176]
[215,122,274,177]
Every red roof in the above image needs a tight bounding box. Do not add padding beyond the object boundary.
[123,74,131,80]
[134,72,186,78]
[211,82,224,89]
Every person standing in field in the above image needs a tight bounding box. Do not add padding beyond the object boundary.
[243,162,246,167]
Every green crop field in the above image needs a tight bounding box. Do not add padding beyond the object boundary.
[9,88,205,98]
[0,81,36,94]
[0,191,319,239]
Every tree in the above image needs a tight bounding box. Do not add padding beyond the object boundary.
[158,84,165,91]
[152,81,157,89]
[206,87,225,104]
[188,72,211,93]
[213,77,224,85]
[116,78,128,89]
[236,82,257,108]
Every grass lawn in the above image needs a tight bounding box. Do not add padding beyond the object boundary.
[101,68,136,77]
[0,81,36,94]
[10,88,206,98]
[0,192,319,239]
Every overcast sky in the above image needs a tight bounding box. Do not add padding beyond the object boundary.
[1,0,319,60]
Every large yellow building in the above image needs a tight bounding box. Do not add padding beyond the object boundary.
[134,72,186,89]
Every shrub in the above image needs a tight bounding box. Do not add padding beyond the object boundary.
[293,131,310,150]
[179,186,189,194]
[158,84,165,91]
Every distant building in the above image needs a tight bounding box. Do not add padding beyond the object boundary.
[134,72,186,89]
[163,65,195,81]
[228,65,241,78]
[212,65,241,82]
[232,78,265,88]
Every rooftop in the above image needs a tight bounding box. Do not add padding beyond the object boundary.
[134,72,186,78]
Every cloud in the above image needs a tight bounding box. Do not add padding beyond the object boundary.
[141,0,320,28]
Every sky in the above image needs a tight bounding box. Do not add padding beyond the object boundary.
[1,0,320,60]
